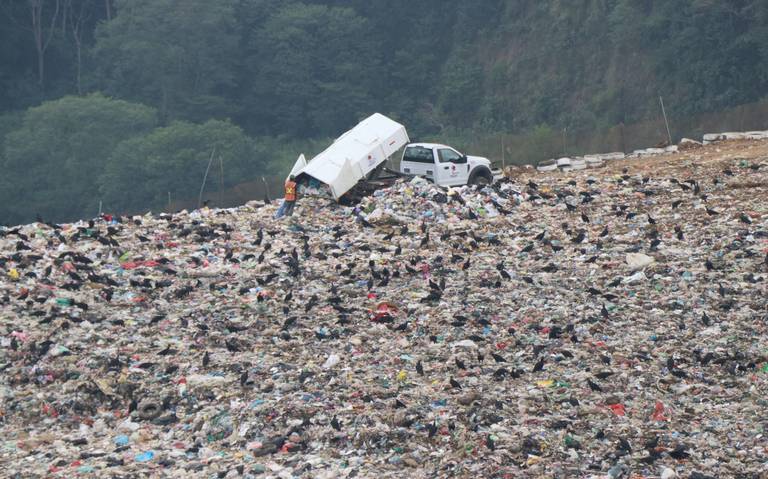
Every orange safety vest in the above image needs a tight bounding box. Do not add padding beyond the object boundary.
[284,180,297,201]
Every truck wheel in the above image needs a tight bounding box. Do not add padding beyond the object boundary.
[470,173,491,186]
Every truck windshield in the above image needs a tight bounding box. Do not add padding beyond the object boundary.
[403,146,434,164]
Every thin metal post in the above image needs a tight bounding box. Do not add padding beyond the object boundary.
[167,192,171,211]
[501,135,506,170]
[98,200,102,216]
[198,146,216,208]
[562,127,568,156]
[659,96,672,145]
[262,177,271,202]
[218,156,224,207]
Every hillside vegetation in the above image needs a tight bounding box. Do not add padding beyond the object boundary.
[1,0,767,223]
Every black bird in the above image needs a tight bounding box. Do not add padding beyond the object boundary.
[668,445,690,460]
[449,377,462,389]
[650,238,661,250]
[455,358,466,370]
[330,416,342,431]
[225,338,241,352]
[601,304,609,318]
[426,422,438,438]
[421,290,442,303]
[532,357,545,372]
[644,436,659,450]
[571,231,586,243]
[394,321,409,332]
[535,230,546,241]
[587,287,602,295]
[647,215,656,225]
[705,207,719,216]
[202,351,210,367]
[674,225,684,241]
[491,352,506,363]
[305,294,319,312]
[672,200,683,209]
[705,259,714,271]
[739,213,752,224]
[599,226,609,237]
[500,269,511,280]
[718,283,727,297]
[416,360,424,376]
[521,243,534,253]
[587,379,603,392]
[581,212,590,223]
[158,344,176,356]
[701,312,711,326]
[617,438,632,453]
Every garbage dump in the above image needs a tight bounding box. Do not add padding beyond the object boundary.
[1,137,767,478]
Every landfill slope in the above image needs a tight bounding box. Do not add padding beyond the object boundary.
[1,140,767,478]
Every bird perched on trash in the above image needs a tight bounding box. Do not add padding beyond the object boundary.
[420,232,430,248]
[571,231,586,244]
[330,416,342,431]
[421,290,442,303]
[739,213,752,224]
[449,377,462,389]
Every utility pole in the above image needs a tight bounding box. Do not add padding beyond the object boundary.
[562,127,568,157]
[218,156,224,207]
[262,177,271,202]
[501,135,506,170]
[198,146,216,209]
[659,96,672,145]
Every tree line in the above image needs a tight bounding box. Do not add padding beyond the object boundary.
[1,0,767,224]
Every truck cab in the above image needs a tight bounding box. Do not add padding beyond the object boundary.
[399,143,494,187]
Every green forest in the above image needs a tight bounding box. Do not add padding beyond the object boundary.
[1,0,767,224]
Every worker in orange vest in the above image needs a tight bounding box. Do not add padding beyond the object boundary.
[275,175,298,218]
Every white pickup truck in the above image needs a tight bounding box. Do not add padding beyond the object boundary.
[399,143,495,186]
[291,113,496,201]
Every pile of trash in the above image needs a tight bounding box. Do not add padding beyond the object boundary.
[537,129,768,173]
[1,139,767,478]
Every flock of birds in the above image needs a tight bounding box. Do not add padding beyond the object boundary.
[1,155,767,476]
